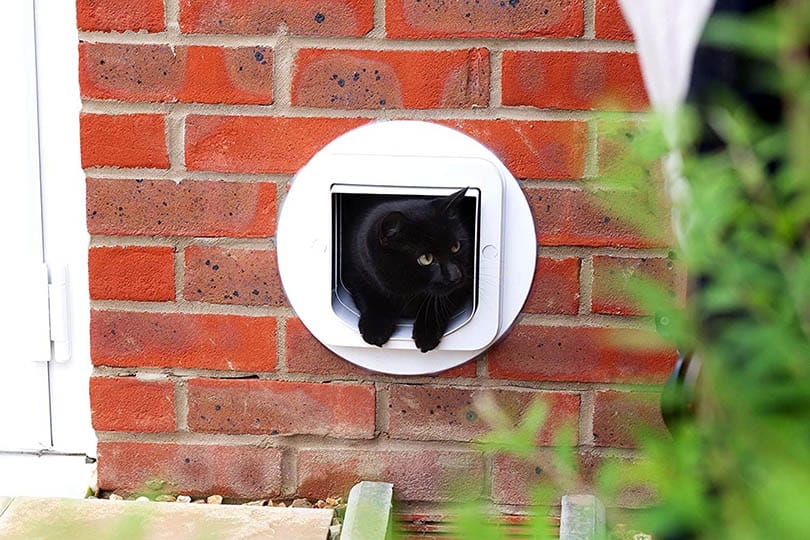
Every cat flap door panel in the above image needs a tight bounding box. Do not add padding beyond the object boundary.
[330,183,498,351]
[315,153,504,352]
[277,120,536,375]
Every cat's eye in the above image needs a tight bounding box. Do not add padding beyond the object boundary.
[450,240,461,253]
[417,253,434,266]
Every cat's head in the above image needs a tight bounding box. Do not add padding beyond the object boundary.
[376,188,473,296]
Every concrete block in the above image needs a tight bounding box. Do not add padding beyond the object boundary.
[560,494,606,540]
[0,497,333,539]
[341,482,393,540]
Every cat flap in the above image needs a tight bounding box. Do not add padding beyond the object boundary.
[330,184,496,350]
[277,120,536,375]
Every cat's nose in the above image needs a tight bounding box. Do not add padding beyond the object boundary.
[445,263,463,284]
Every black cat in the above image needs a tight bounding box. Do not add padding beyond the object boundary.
[341,188,474,352]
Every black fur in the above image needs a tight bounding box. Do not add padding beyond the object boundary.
[342,189,474,352]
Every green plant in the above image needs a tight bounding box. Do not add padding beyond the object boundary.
[445,2,810,538]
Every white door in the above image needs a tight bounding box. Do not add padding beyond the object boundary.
[0,0,95,496]
[0,0,53,452]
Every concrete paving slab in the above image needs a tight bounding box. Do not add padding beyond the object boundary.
[0,497,12,519]
[0,497,334,540]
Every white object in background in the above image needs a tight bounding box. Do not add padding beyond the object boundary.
[619,0,716,112]
[0,0,54,452]
[34,0,94,457]
[0,0,95,497]
[277,121,536,375]
[618,0,716,246]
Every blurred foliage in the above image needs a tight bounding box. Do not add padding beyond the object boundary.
[616,3,810,538]
[443,2,810,539]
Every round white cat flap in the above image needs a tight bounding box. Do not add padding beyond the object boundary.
[277,120,536,375]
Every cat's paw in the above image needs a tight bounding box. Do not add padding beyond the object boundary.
[412,325,443,353]
[359,315,396,347]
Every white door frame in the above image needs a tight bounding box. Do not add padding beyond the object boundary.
[0,0,95,497]
[35,0,95,458]
[0,0,53,453]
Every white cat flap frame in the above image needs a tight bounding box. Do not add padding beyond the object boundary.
[277,120,536,375]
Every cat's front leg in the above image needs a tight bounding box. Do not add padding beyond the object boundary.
[412,297,450,353]
[347,279,399,347]
[358,308,398,347]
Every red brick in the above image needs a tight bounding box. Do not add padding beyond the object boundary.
[293,49,489,109]
[386,0,584,38]
[524,257,580,314]
[79,44,273,105]
[493,450,616,505]
[388,385,579,444]
[577,449,656,508]
[595,0,634,40]
[436,120,587,180]
[185,116,369,174]
[90,310,277,371]
[89,246,175,302]
[284,317,476,377]
[593,390,669,448]
[488,325,676,384]
[285,317,374,376]
[77,0,165,32]
[97,442,281,498]
[592,256,685,316]
[597,119,644,177]
[180,0,374,36]
[526,187,670,248]
[502,51,648,111]
[80,114,169,169]
[180,46,273,104]
[90,377,175,432]
[492,451,564,506]
[187,379,375,438]
[297,448,483,501]
[86,178,276,237]
[80,43,176,102]
[439,360,478,378]
[183,245,286,306]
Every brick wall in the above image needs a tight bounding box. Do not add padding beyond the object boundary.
[80,0,677,509]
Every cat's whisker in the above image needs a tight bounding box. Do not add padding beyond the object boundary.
[414,298,426,321]
[427,295,439,328]
[414,295,432,324]
[401,292,421,313]
[438,296,448,324]
[439,296,452,319]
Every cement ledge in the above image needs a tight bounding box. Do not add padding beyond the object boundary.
[0,496,334,540]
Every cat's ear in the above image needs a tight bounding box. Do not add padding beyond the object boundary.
[379,211,405,245]
[436,188,468,217]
